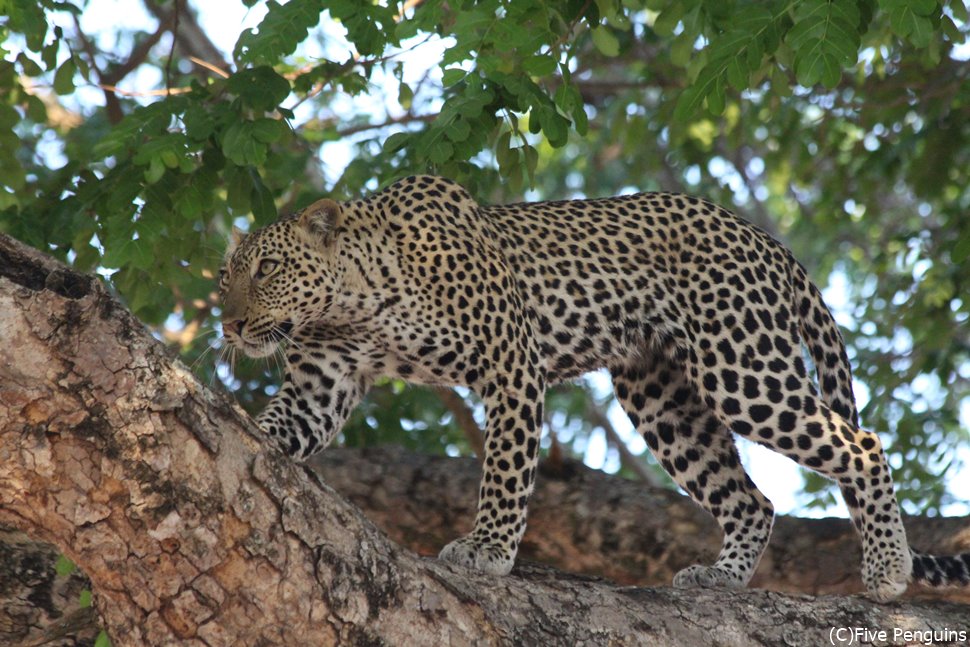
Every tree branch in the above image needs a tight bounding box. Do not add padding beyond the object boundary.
[143,0,231,72]
[433,387,485,458]
[584,396,664,487]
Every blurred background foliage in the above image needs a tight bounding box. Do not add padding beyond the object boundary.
[1,0,967,515]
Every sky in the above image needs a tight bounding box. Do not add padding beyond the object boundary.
[33,0,970,517]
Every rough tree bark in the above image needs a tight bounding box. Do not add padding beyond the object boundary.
[1,232,968,647]
[310,447,970,602]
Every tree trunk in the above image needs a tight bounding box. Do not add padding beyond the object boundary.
[1,232,968,647]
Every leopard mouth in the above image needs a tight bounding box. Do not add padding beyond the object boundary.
[229,319,296,358]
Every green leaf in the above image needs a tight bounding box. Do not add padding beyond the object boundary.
[183,104,217,142]
[522,143,539,185]
[705,74,726,114]
[249,168,276,223]
[53,57,76,95]
[17,52,43,77]
[653,3,685,37]
[329,0,397,56]
[537,107,569,147]
[55,554,76,576]
[251,118,288,143]
[495,130,514,172]
[950,0,969,23]
[670,33,694,67]
[145,156,166,184]
[445,118,471,143]
[226,166,252,212]
[886,6,935,47]
[952,232,970,263]
[591,26,620,56]
[674,66,724,120]
[176,181,204,219]
[234,0,322,65]
[94,629,112,647]
[426,138,454,164]
[221,121,268,166]
[787,0,859,65]
[940,15,965,44]
[522,54,557,76]
[8,1,48,51]
[159,149,180,169]
[383,132,410,153]
[880,0,938,15]
[227,67,291,112]
[794,41,843,87]
[441,67,466,87]
[398,81,414,110]
[79,589,93,608]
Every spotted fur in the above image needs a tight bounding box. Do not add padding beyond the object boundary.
[219,175,969,602]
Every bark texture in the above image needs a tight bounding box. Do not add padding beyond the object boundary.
[1,232,969,647]
[312,447,970,602]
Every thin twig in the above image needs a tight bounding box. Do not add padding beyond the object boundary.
[103,19,174,84]
[165,0,182,92]
[188,55,229,79]
[70,12,122,123]
[298,112,438,140]
[97,83,192,97]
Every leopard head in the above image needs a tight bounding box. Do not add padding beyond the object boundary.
[218,198,344,358]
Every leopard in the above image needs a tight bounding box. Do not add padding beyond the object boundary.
[219,174,969,602]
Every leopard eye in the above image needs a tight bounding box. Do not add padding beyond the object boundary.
[254,258,279,279]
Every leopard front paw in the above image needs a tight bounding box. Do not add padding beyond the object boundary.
[438,535,515,576]
[673,564,746,589]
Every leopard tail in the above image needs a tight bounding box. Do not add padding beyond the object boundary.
[790,258,859,426]
[911,551,970,588]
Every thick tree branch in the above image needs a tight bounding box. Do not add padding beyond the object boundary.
[1,232,968,646]
[310,447,970,602]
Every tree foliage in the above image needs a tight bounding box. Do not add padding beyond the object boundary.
[1,0,967,513]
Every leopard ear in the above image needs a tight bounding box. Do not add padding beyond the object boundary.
[298,198,343,243]
[226,226,246,256]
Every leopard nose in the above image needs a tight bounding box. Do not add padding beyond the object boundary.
[222,318,245,338]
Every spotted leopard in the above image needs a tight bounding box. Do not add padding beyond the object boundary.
[219,174,969,601]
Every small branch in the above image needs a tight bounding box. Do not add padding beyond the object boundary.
[188,55,229,79]
[70,13,123,124]
[165,0,181,92]
[584,397,663,487]
[433,387,485,459]
[300,112,438,140]
[101,18,174,85]
[96,83,192,97]
[143,0,231,72]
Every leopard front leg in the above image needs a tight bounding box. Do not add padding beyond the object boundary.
[257,333,370,461]
[439,372,545,575]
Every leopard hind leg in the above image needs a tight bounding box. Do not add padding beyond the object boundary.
[611,353,775,589]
